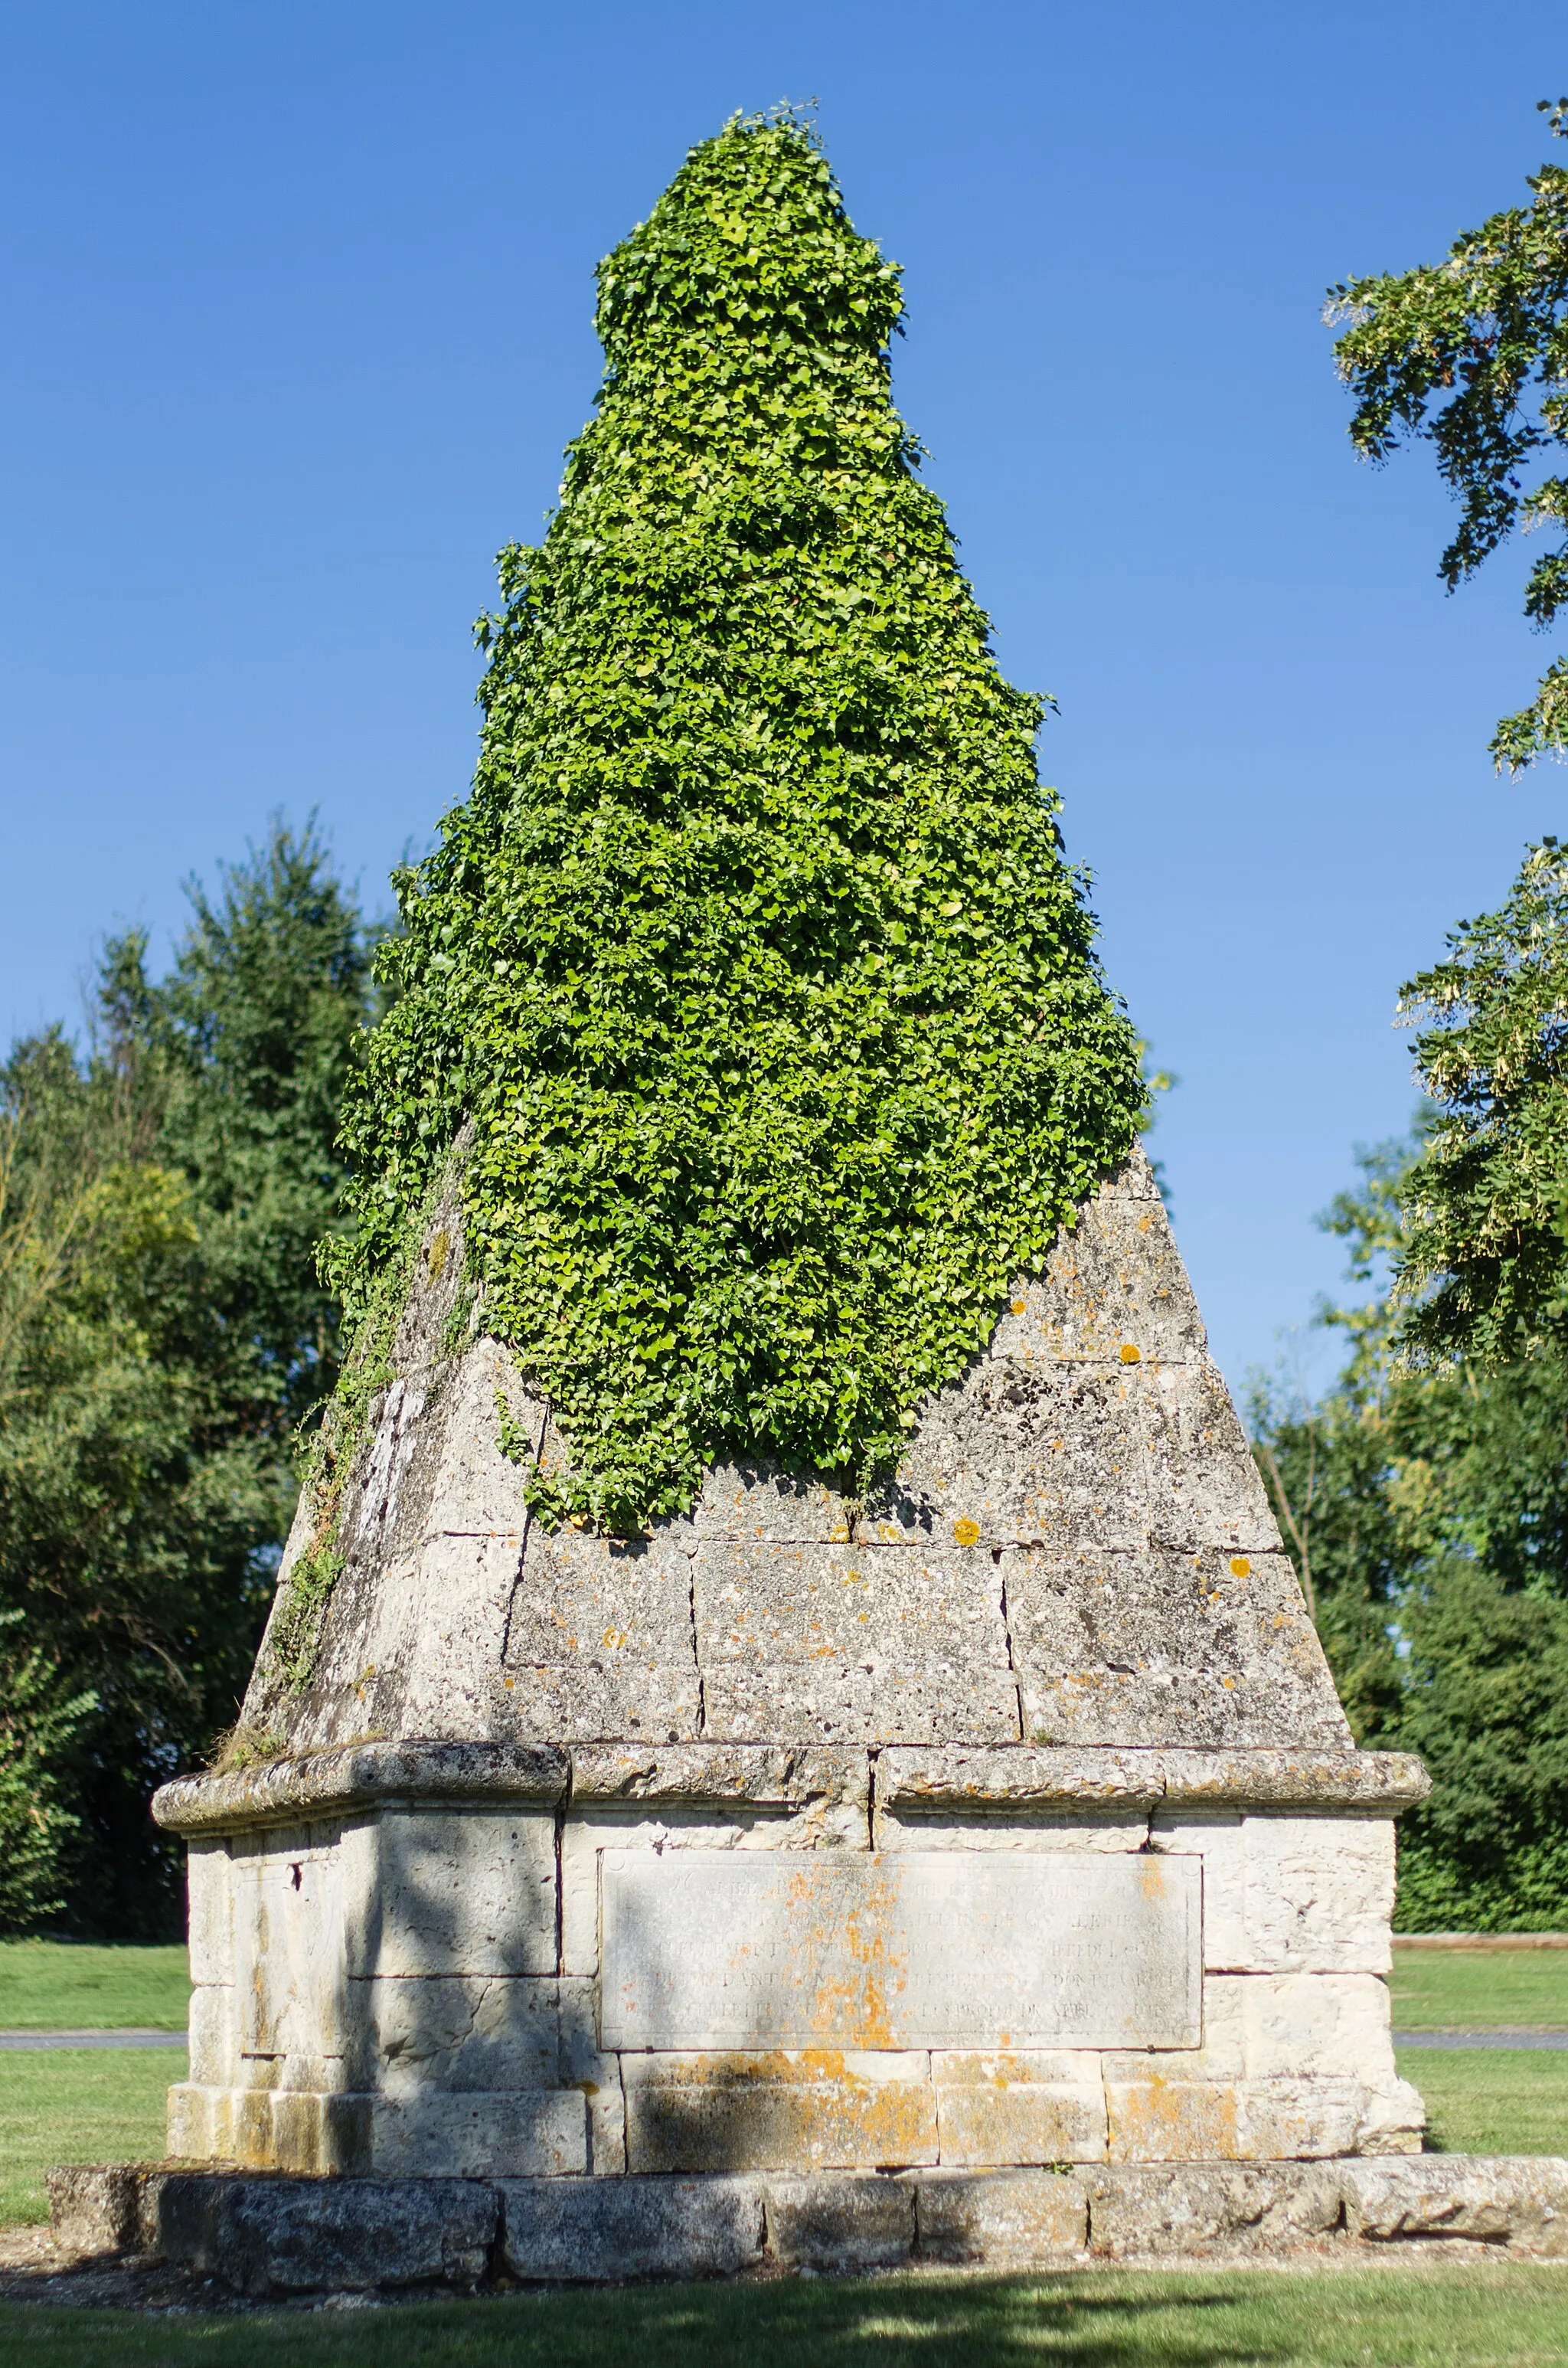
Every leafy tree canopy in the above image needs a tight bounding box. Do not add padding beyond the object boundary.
[1328,100,1568,770]
[1253,1128,1568,1930]
[1393,839,1568,1363]
[331,110,1145,1537]
[0,820,378,1933]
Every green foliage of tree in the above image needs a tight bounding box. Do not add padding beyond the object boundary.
[1253,1131,1568,1928]
[1388,840,1568,1365]
[0,822,378,1934]
[1328,99,1568,770]
[329,110,1145,1538]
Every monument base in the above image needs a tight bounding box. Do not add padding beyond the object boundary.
[48,2157,1568,2291]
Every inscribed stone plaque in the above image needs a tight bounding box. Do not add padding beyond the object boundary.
[599,1850,1200,2050]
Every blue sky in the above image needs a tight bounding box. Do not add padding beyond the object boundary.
[2,1,1564,1401]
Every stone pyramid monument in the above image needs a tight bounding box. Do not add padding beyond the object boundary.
[145,114,1431,2275]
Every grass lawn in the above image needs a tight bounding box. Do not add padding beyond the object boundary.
[0,1944,188,2032]
[1392,1945,1568,2029]
[1401,2044,1568,2157]
[0,2049,177,2228]
[4,2266,1568,2366]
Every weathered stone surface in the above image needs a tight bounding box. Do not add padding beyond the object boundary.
[502,1523,700,1742]
[693,1465,855,1544]
[558,1978,627,2174]
[569,1742,867,1808]
[349,1977,560,2095]
[876,1807,1150,1853]
[864,1366,1148,1553]
[933,2052,1108,2165]
[153,1742,569,1834]
[874,1745,1428,1814]
[287,1532,521,1751]
[702,1663,1021,1747]
[368,2090,586,2177]
[187,1840,234,1985]
[167,2085,373,2176]
[1103,2076,1422,2164]
[622,2049,938,2173]
[764,2173,915,2267]
[188,1984,238,2087]
[911,2167,1088,2263]
[560,1806,847,1980]
[498,2173,766,2281]
[230,1825,345,2058]
[1344,2157,1568,2249]
[1152,1813,1396,1974]
[599,1850,1200,2050]
[47,2164,149,2258]
[1010,1548,1346,1749]
[1084,2160,1348,2255]
[992,1186,1207,1368]
[1139,1363,1284,1556]
[343,1807,558,1978]
[155,2170,497,2294]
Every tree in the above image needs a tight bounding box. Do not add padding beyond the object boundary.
[325,109,1145,1545]
[1328,99,1568,771]
[1252,1127,1568,1929]
[1393,839,1568,1364]
[0,820,379,1934]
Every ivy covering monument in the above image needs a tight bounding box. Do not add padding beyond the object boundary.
[322,109,1145,1541]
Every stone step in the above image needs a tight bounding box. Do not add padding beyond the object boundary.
[47,2157,1568,2292]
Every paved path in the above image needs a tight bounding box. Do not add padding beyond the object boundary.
[0,2029,187,2050]
[1394,2029,1568,2049]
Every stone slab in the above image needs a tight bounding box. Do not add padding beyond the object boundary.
[701,1663,1021,1747]
[344,1807,558,1978]
[624,2065,939,2174]
[763,2173,915,2268]
[599,1848,1201,2050]
[54,2156,1568,2283]
[498,2173,766,2281]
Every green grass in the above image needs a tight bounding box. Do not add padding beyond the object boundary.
[0,1943,189,2032]
[1402,2044,1568,2157]
[5,2268,1568,2366]
[0,2049,177,2227]
[1392,1944,1568,2029]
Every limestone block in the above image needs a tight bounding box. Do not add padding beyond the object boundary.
[560,1804,854,1980]
[600,1850,1200,2052]
[47,2164,150,2258]
[695,1539,1011,1668]
[558,1977,627,2174]
[1084,2160,1348,2255]
[764,2173,915,2268]
[295,1533,521,1751]
[187,1840,234,1987]
[268,2089,374,2174]
[1103,1971,1247,2082]
[350,1976,560,2096]
[911,2167,1089,2263]
[188,1984,239,2087]
[570,1741,868,1817]
[933,2052,1108,2165]
[1237,1971,1399,2085]
[369,2089,588,2177]
[1345,2156,1568,2249]
[230,1830,345,2058]
[990,1192,1207,1368]
[622,2049,938,2173]
[342,1807,557,1977]
[417,1338,544,1540]
[502,1522,699,1742]
[498,2173,766,2281]
[1152,1813,1396,1974]
[1105,2079,1246,2161]
[1011,1549,1346,1749]
[1138,1364,1285,1555]
[153,2169,498,2295]
[693,1464,857,1543]
[702,1663,1021,1747]
[167,2081,221,2162]
[874,1807,1149,1853]
[1235,2078,1423,2160]
[864,1365,1148,1553]
[877,1745,1165,1814]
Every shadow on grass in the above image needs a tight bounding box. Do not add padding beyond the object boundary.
[4,2265,1565,2368]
